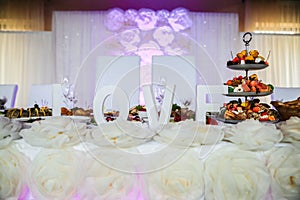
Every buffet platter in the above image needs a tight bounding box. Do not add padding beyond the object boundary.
[224,91,273,97]
[216,116,279,124]
[215,117,242,124]
[12,115,91,123]
[227,63,268,71]
[13,116,46,122]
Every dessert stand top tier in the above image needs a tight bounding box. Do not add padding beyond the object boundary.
[227,63,268,71]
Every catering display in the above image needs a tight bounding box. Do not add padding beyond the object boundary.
[220,32,278,123]
[1,29,299,200]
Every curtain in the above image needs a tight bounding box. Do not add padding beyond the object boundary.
[0,10,299,108]
[245,0,300,34]
[52,10,239,107]
[190,12,239,84]
[0,0,44,31]
[238,33,300,87]
[0,31,54,107]
[53,11,111,83]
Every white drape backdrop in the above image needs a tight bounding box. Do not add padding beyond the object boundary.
[242,33,300,87]
[0,10,299,107]
[52,10,239,107]
[0,31,54,107]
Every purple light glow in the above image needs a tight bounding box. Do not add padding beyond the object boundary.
[104,0,200,12]
[18,185,30,200]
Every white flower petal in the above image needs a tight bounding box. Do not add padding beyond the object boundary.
[204,146,271,200]
[0,117,22,148]
[144,150,204,200]
[27,149,83,200]
[87,119,153,148]
[278,117,300,148]
[0,144,29,199]
[20,116,88,148]
[267,146,300,199]
[223,119,283,151]
[155,120,223,147]
[78,153,136,200]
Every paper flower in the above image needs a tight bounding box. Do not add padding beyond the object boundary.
[168,8,192,32]
[144,150,204,200]
[156,9,170,27]
[0,145,28,199]
[86,119,154,148]
[154,120,224,147]
[105,8,125,32]
[0,117,23,148]
[277,117,300,148]
[153,26,175,47]
[124,9,138,27]
[20,116,89,148]
[223,119,283,151]
[27,149,83,200]
[267,145,300,199]
[204,146,271,200]
[119,29,141,53]
[78,153,136,200]
[136,9,157,31]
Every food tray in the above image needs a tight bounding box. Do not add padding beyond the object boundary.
[227,64,268,71]
[224,91,273,97]
[216,117,279,124]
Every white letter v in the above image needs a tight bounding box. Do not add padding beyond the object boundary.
[142,84,175,132]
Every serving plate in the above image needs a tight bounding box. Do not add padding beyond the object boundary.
[216,117,279,124]
[13,116,47,122]
[13,115,91,123]
[216,117,241,124]
[227,63,268,71]
[224,91,273,97]
[62,115,91,123]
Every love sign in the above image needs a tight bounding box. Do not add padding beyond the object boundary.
[93,84,175,132]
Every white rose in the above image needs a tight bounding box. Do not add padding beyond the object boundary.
[20,116,88,148]
[267,145,300,199]
[154,120,223,147]
[0,144,28,199]
[124,9,138,27]
[153,26,175,47]
[119,29,140,52]
[27,148,83,200]
[86,119,154,148]
[223,119,283,151]
[277,117,300,148]
[136,9,157,31]
[144,150,204,200]
[168,8,192,32]
[78,153,136,200]
[0,117,23,148]
[204,146,271,200]
[105,8,124,32]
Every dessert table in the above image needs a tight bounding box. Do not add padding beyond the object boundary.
[0,116,300,200]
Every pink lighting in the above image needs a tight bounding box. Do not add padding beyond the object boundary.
[18,185,30,200]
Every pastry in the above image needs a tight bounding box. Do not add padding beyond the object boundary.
[271,97,300,120]
[4,104,52,118]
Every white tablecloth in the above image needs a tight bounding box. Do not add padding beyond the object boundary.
[1,117,300,200]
